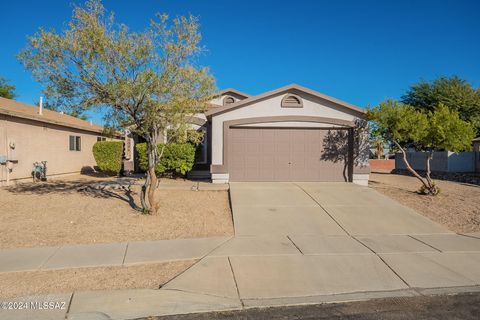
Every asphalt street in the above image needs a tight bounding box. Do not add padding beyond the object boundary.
[149,292,480,320]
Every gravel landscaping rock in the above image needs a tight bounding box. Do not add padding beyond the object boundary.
[370,173,480,233]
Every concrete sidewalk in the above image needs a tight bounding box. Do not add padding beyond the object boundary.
[0,237,231,273]
[3,233,479,274]
[2,182,480,320]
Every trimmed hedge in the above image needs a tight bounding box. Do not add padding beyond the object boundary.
[92,141,123,175]
[136,143,196,175]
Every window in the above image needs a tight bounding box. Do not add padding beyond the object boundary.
[69,135,81,151]
[97,136,107,142]
[281,94,303,108]
[223,96,235,106]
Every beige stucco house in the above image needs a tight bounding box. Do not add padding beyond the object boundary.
[0,97,119,185]
[1,84,370,186]
[187,84,370,185]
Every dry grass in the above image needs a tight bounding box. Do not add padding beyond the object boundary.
[370,173,480,233]
[0,175,233,249]
[0,260,195,299]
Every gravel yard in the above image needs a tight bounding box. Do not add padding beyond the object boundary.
[369,173,480,233]
[0,260,195,299]
[0,175,233,249]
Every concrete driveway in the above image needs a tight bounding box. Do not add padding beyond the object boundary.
[230,182,449,236]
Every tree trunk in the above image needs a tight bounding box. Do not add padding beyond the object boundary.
[425,151,439,195]
[393,140,431,192]
[425,151,433,186]
[140,136,159,214]
[140,172,149,212]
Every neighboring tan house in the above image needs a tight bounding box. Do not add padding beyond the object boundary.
[0,97,120,185]
[186,84,370,185]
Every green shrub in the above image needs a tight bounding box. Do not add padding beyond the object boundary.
[136,143,196,176]
[92,141,123,175]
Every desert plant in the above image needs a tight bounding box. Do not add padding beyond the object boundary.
[136,143,196,176]
[92,141,123,175]
[368,101,475,195]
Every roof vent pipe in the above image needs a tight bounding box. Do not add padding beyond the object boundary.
[39,97,43,115]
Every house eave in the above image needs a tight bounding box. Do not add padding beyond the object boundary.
[205,84,365,119]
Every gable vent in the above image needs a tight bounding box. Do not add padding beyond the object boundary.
[281,94,303,108]
[223,96,235,106]
[284,96,300,104]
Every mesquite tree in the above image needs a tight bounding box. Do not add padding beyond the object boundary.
[368,101,474,195]
[18,0,215,214]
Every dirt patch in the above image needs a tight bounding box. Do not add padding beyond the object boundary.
[0,175,233,249]
[369,173,480,233]
[0,260,195,299]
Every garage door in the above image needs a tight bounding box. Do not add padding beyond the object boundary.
[228,127,350,182]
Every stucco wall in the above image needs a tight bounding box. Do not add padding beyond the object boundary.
[210,92,364,166]
[0,115,110,184]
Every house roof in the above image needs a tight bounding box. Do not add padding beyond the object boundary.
[215,88,251,99]
[205,84,365,118]
[0,97,106,134]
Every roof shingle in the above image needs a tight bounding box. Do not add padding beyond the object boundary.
[0,97,105,134]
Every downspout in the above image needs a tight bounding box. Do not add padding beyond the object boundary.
[347,127,354,182]
[39,97,43,115]
[1,115,9,185]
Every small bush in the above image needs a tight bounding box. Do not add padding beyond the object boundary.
[418,183,441,195]
[136,143,196,176]
[92,141,123,175]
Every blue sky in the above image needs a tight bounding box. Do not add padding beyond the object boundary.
[1,0,479,125]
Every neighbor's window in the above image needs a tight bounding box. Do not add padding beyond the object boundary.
[97,136,107,142]
[69,135,81,151]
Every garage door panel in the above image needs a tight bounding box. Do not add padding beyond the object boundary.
[275,129,291,141]
[262,142,275,153]
[291,158,310,181]
[231,141,245,154]
[245,142,261,154]
[244,128,261,140]
[274,151,291,181]
[228,128,349,182]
